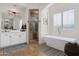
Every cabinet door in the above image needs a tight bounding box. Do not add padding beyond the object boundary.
[19,32,26,44]
[10,33,20,45]
[1,33,10,48]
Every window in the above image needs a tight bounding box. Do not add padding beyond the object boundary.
[53,9,75,30]
[53,13,62,28]
[63,9,74,29]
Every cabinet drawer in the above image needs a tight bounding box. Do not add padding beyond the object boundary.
[0,38,10,48]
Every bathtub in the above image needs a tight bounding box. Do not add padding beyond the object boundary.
[43,35,76,51]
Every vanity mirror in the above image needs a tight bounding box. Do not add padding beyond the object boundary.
[1,12,23,30]
[3,18,13,30]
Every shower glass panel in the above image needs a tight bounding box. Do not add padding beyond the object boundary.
[30,16,38,32]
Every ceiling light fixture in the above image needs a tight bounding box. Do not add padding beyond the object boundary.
[8,5,20,16]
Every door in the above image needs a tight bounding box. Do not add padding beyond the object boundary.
[28,9,39,43]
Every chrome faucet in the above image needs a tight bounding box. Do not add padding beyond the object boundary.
[57,27,61,34]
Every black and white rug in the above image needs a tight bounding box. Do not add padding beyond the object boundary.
[40,45,67,56]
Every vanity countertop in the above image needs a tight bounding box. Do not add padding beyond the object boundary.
[0,30,26,32]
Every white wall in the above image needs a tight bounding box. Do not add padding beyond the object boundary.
[0,12,2,29]
[39,4,54,44]
[48,3,79,39]
[40,8,48,44]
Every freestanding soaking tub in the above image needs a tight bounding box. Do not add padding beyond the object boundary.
[43,35,76,51]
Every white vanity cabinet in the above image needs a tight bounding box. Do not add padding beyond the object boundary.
[18,32,26,44]
[10,33,20,46]
[0,32,11,47]
[10,32,26,45]
[0,32,26,48]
